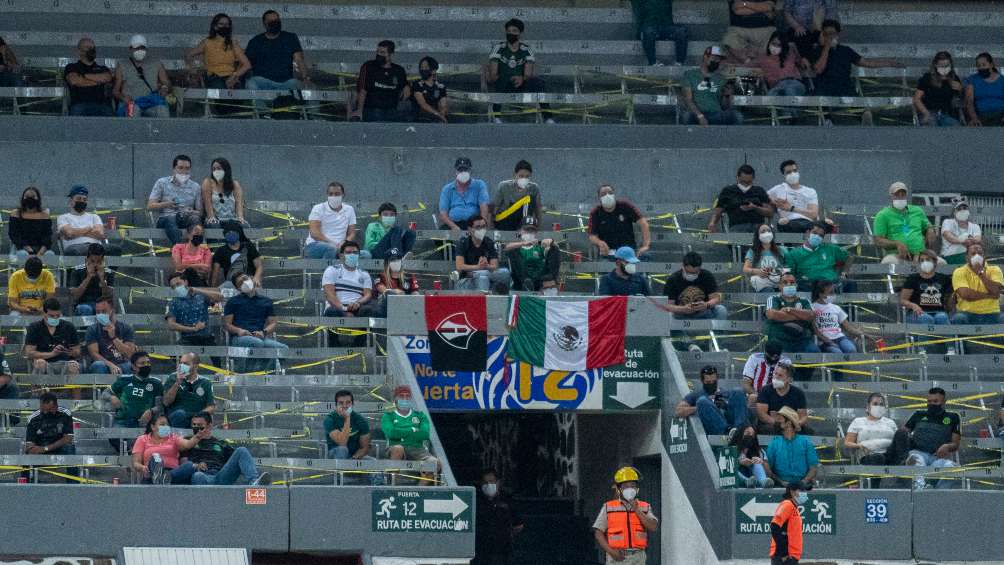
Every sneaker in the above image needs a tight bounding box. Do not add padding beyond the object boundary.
[448,270,460,283]
[688,344,702,353]
[544,118,556,125]
[761,478,775,488]
[650,61,666,67]
[252,472,272,486]
[726,427,739,445]
[744,476,758,488]
[493,117,504,124]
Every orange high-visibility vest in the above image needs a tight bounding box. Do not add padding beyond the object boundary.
[604,499,650,550]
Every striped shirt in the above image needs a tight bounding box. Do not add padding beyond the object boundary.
[742,352,791,393]
[322,265,373,306]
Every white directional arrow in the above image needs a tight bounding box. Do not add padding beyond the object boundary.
[609,382,655,409]
[740,497,777,521]
[423,494,469,519]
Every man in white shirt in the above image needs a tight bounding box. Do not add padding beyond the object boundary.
[56,185,120,256]
[305,182,357,260]
[741,340,791,403]
[768,160,819,233]
[322,241,375,346]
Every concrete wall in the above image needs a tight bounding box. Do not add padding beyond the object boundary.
[913,491,1004,562]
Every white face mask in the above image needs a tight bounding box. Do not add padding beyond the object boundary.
[683,272,699,282]
[971,254,985,267]
[955,210,970,222]
[240,279,255,294]
[212,169,226,182]
[542,287,558,296]
[456,171,471,184]
[600,193,616,208]
[521,232,536,243]
[737,183,752,193]
[768,45,782,55]
[772,378,787,390]
[785,172,800,186]
[174,173,191,184]
[481,483,498,498]
[759,231,774,244]
[516,177,530,189]
[920,260,935,274]
[892,199,908,210]
[388,260,403,272]
[869,404,887,418]
[473,228,487,240]
[936,65,951,76]
[624,263,637,275]
[327,195,343,208]
[620,487,638,501]
[132,49,147,62]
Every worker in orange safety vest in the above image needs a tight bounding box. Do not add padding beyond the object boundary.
[592,466,659,564]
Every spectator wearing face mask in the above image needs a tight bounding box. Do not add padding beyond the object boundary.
[964,52,1004,127]
[374,248,420,316]
[184,13,252,91]
[171,224,211,287]
[742,340,791,401]
[24,298,81,376]
[167,270,222,346]
[362,202,416,260]
[492,160,542,231]
[785,222,854,292]
[112,35,171,118]
[914,51,963,127]
[731,425,774,488]
[352,40,409,122]
[183,411,271,485]
[131,413,203,484]
[592,466,658,565]
[322,241,376,318]
[675,365,748,436]
[64,37,114,116]
[708,164,773,234]
[411,56,449,123]
[757,362,810,435]
[439,157,490,231]
[872,182,935,264]
[900,249,952,325]
[504,217,560,294]
[383,386,439,485]
[162,352,215,428]
[86,295,137,375]
[903,387,961,489]
[765,406,817,486]
[758,31,807,108]
[682,46,742,125]
[244,10,310,112]
[305,182,357,260]
[324,390,372,460]
[7,256,55,316]
[588,184,650,259]
[106,351,161,452]
[811,280,870,354]
[475,468,525,565]
[805,19,904,99]
[765,272,819,358]
[454,216,511,293]
[844,393,900,470]
[951,243,1004,324]
[487,18,553,124]
[211,225,263,287]
[598,247,650,296]
[9,186,54,260]
[68,243,114,316]
[148,155,203,246]
[744,225,786,292]
[940,198,981,265]
[57,185,116,256]
[662,252,727,320]
[768,160,818,233]
[225,273,287,373]
[201,157,247,227]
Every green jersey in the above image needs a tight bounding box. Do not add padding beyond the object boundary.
[364,221,389,252]
[163,375,215,414]
[489,42,536,91]
[785,243,849,283]
[518,245,546,280]
[111,375,164,422]
[380,409,430,448]
[323,410,371,454]
[765,295,814,347]
[684,69,726,114]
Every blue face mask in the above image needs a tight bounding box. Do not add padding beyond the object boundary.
[381,215,397,228]
[45,316,60,327]
[225,232,240,246]
[157,425,171,438]
[178,363,191,376]
[95,313,111,326]
[795,492,808,505]
[173,284,189,298]
[807,233,823,248]
[782,285,797,297]
[397,399,413,411]
[344,253,360,268]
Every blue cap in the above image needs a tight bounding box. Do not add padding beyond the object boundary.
[614,246,640,264]
[68,185,88,198]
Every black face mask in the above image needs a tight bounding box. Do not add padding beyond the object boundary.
[21,197,39,210]
[191,235,205,246]
[420,69,433,80]
[136,366,151,379]
[977,68,992,79]
[702,382,718,395]
[375,54,387,66]
[191,426,205,434]
[707,60,720,72]
[266,21,282,35]
[26,268,42,279]
[73,201,87,212]
[217,26,232,38]
[927,403,944,415]
[506,33,520,44]
[84,47,97,60]
[765,354,780,365]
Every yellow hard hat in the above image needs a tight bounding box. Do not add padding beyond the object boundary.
[614,466,641,484]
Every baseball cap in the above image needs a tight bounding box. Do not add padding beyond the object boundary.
[454,157,472,171]
[953,197,969,210]
[705,45,724,58]
[385,247,403,260]
[68,185,89,198]
[699,365,717,376]
[521,216,539,229]
[614,246,640,264]
[888,181,908,195]
[393,385,412,398]
[129,34,147,48]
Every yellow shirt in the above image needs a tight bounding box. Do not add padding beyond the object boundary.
[204,36,238,77]
[8,269,56,311]
[952,264,1003,314]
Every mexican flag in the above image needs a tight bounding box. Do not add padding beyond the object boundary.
[506,295,627,370]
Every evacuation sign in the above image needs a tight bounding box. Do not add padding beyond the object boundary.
[735,493,836,535]
[372,489,473,533]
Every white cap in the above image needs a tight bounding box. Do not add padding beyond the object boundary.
[129,34,147,48]
[705,45,724,58]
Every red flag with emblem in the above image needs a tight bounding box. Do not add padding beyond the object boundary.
[425,295,487,371]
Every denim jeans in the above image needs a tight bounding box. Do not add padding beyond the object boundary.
[922,111,960,127]
[245,75,301,112]
[767,78,807,118]
[362,106,402,122]
[907,449,958,489]
[69,102,114,117]
[796,278,858,293]
[675,304,728,320]
[683,109,744,125]
[820,336,856,354]
[157,215,185,246]
[361,227,416,260]
[304,241,342,260]
[63,242,122,256]
[456,268,511,292]
[231,334,288,373]
[192,446,259,485]
[695,390,748,435]
[908,311,950,325]
[74,303,95,316]
[777,218,814,233]
[739,463,771,487]
[90,360,133,374]
[639,23,689,64]
[492,76,552,120]
[12,249,56,261]
[951,312,1004,325]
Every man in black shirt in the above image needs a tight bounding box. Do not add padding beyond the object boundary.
[662,252,727,320]
[182,412,270,486]
[707,164,773,233]
[587,184,651,259]
[411,56,449,123]
[352,40,409,122]
[806,20,903,98]
[64,37,114,116]
[68,242,114,316]
[474,469,524,565]
[23,393,78,481]
[755,360,811,434]
[0,360,19,426]
[211,227,263,287]
[24,298,81,376]
[903,387,961,489]
[245,10,310,112]
[454,216,511,293]
[722,0,777,65]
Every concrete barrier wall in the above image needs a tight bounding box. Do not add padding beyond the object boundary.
[913,491,1004,562]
